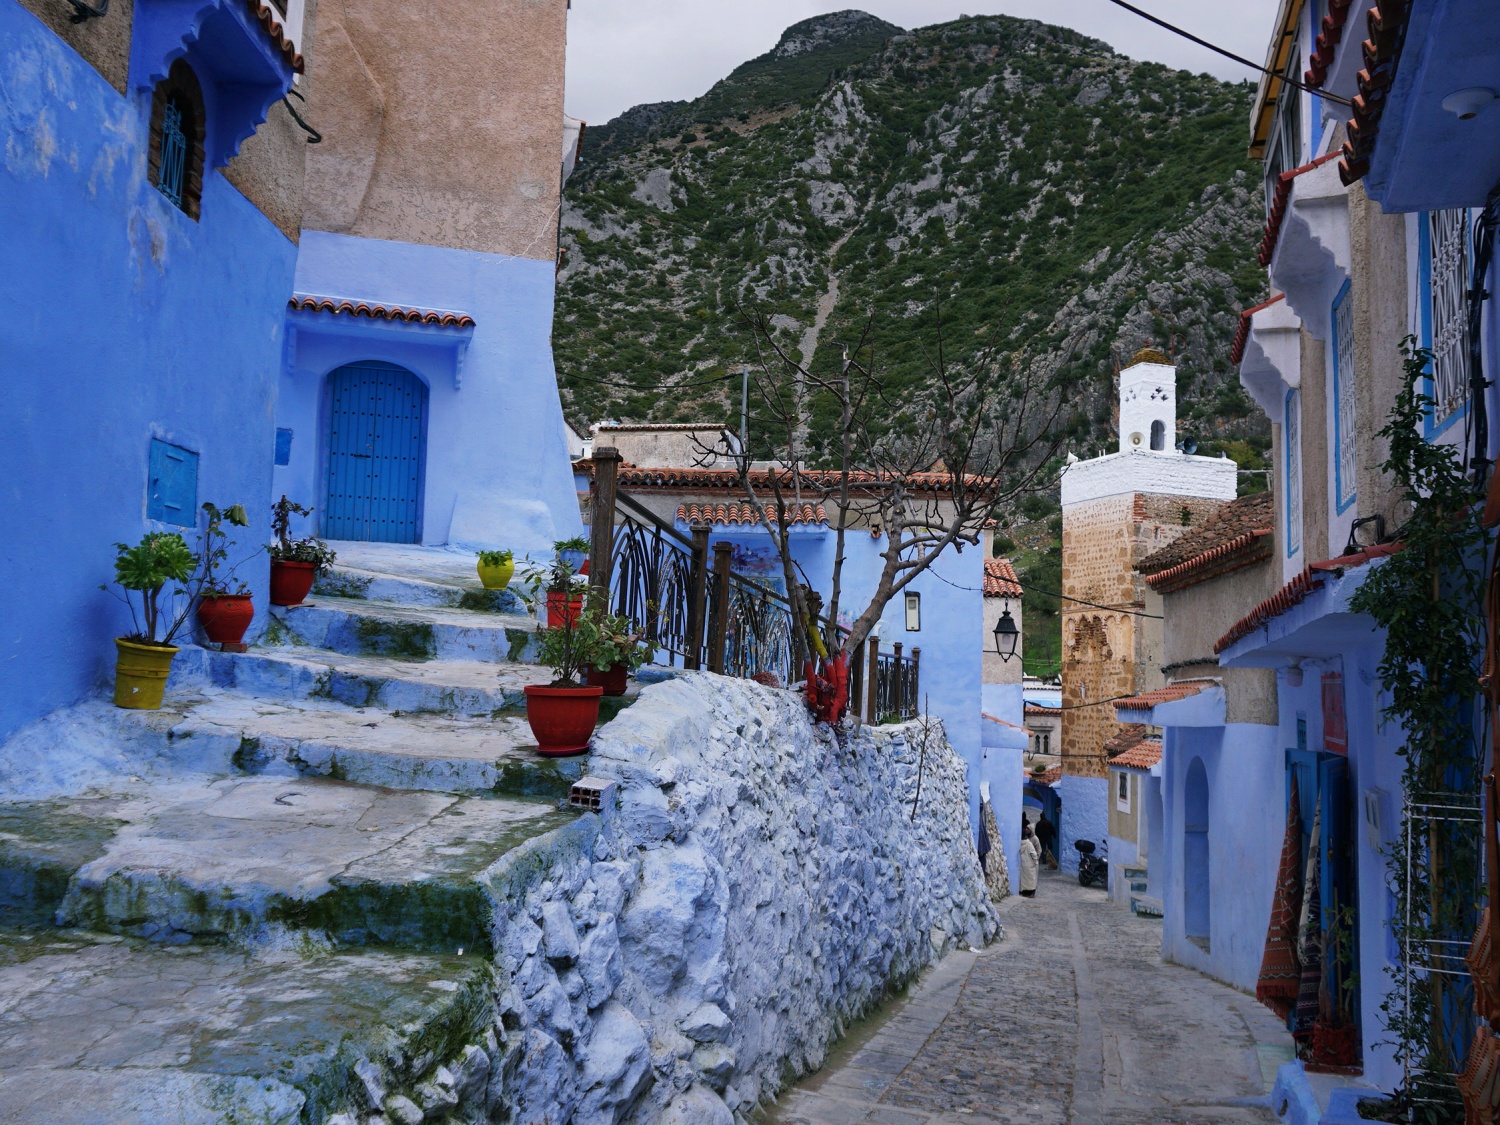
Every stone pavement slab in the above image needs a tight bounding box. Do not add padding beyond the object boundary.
[768,871,1286,1125]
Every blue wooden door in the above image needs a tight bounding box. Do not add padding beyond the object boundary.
[324,362,427,543]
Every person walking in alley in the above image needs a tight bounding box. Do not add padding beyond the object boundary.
[1019,819,1041,898]
[1035,812,1058,869]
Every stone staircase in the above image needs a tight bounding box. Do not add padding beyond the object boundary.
[0,543,613,1123]
[1124,863,1163,918]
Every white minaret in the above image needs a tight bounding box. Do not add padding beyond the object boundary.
[1118,349,1177,455]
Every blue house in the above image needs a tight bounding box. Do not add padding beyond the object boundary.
[1,0,309,741]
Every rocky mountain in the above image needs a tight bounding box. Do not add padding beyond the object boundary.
[555,11,1270,470]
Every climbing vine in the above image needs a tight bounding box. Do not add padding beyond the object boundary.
[1349,341,1488,1118]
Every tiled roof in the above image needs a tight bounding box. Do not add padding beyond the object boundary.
[1104,723,1152,757]
[289,296,475,328]
[1139,494,1276,593]
[984,558,1022,598]
[1339,1,1415,187]
[1304,0,1355,89]
[1112,740,1164,771]
[597,423,722,433]
[252,0,305,72]
[1214,543,1402,653]
[1230,294,1285,365]
[1025,764,1062,786]
[614,466,961,493]
[1258,151,1343,267]
[1024,702,1059,715]
[676,502,827,527]
[1112,679,1218,713]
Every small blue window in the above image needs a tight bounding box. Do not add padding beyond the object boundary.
[157,95,188,208]
[274,428,294,467]
[147,439,199,526]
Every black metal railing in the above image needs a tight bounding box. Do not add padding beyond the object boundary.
[587,446,908,716]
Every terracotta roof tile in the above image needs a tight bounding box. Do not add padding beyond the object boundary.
[1104,723,1152,757]
[289,295,476,328]
[1214,543,1402,653]
[1304,0,1355,89]
[1339,1,1415,187]
[1139,494,1275,593]
[984,558,1022,598]
[1112,740,1164,771]
[1258,151,1343,267]
[610,466,964,495]
[676,502,827,527]
[251,0,305,72]
[1025,764,1062,786]
[1113,679,1218,713]
[1230,294,1285,366]
[1024,702,1059,715]
[983,712,1027,733]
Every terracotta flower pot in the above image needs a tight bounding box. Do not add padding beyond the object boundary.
[545,591,584,629]
[113,638,179,709]
[197,594,254,645]
[270,559,317,606]
[523,684,604,757]
[586,663,628,696]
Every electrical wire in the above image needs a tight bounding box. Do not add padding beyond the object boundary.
[925,565,1165,619]
[1102,0,1353,107]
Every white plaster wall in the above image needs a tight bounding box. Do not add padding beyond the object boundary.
[1060,450,1238,506]
[470,674,999,1124]
[1117,360,1177,454]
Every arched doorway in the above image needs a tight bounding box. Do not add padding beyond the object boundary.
[324,361,428,543]
[1184,757,1211,950]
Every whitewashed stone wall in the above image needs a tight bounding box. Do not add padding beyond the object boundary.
[471,673,998,1124]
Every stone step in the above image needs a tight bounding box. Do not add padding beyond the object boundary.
[199,644,551,716]
[316,562,528,616]
[1121,864,1148,878]
[1131,894,1164,918]
[269,595,540,664]
[0,775,573,950]
[0,928,494,1123]
[123,687,596,798]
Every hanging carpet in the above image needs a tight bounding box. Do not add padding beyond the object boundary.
[1293,803,1324,1042]
[1257,776,1304,1020]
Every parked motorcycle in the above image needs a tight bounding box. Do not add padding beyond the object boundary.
[1075,839,1108,888]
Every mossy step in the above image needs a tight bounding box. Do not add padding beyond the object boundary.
[0,777,572,950]
[200,646,551,716]
[0,928,494,1124]
[270,597,540,664]
[130,688,595,799]
[316,563,526,616]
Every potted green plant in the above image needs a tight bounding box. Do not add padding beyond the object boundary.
[518,541,590,628]
[584,605,655,696]
[105,532,200,709]
[524,593,605,757]
[476,548,515,591]
[194,502,255,646]
[269,495,337,606]
[555,534,590,574]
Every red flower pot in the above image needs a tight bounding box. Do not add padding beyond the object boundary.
[270,560,317,607]
[524,684,603,757]
[197,594,254,645]
[546,591,584,628]
[586,663,628,696]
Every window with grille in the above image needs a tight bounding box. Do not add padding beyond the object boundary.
[1332,281,1357,513]
[1286,389,1301,557]
[148,61,205,220]
[1425,208,1471,426]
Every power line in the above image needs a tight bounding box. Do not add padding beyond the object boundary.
[926,566,1164,619]
[1102,0,1353,108]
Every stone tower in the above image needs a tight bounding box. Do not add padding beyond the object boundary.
[1055,349,1236,868]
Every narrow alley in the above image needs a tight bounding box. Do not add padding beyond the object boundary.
[769,873,1289,1125]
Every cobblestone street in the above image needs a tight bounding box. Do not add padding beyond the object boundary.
[767,870,1294,1125]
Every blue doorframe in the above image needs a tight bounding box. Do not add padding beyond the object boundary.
[323,361,428,543]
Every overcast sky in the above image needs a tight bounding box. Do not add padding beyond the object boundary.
[565,2,1281,125]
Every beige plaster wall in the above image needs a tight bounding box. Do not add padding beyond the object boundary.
[301,0,569,258]
[982,595,1022,686]
[1108,769,1142,848]
[1160,559,1279,726]
[17,0,134,92]
[1298,330,1330,564]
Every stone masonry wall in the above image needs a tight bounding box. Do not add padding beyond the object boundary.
[328,674,998,1125]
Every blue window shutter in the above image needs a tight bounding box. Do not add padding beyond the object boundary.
[147,439,199,526]
[274,428,294,467]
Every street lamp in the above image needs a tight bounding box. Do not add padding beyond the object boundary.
[992,607,1019,663]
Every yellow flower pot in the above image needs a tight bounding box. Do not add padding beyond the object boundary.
[113,637,179,709]
[476,557,515,590]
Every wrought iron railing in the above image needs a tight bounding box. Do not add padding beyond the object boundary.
[588,447,912,718]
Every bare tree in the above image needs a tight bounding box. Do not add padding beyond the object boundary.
[716,300,1068,679]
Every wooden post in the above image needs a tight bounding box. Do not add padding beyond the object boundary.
[865,636,880,724]
[684,526,710,670]
[708,542,733,674]
[911,647,921,717]
[588,446,622,606]
[849,640,864,728]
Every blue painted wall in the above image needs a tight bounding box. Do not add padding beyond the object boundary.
[1057,774,1108,876]
[0,3,295,741]
[277,231,583,555]
[982,682,1027,891]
